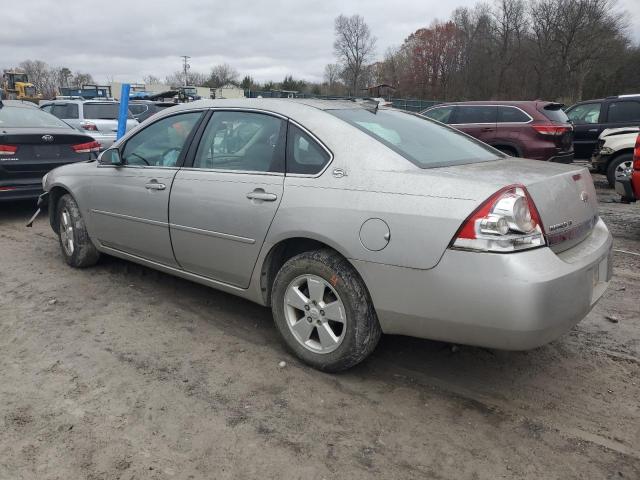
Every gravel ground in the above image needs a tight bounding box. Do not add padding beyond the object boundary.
[1,173,638,480]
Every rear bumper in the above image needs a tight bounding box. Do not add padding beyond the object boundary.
[0,183,42,201]
[615,177,637,203]
[548,151,574,164]
[352,218,613,350]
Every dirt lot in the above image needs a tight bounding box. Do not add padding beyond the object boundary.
[1,173,638,480]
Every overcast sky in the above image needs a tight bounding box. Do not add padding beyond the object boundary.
[2,0,639,85]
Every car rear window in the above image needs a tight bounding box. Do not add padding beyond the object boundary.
[328,108,501,168]
[83,103,132,119]
[0,106,72,128]
[540,104,569,123]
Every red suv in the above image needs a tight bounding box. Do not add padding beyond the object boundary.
[420,101,574,162]
[615,133,640,203]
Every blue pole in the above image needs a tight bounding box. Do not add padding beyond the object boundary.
[116,83,131,140]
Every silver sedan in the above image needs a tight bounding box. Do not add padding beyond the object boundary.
[38,99,613,371]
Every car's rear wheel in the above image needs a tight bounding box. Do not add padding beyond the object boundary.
[606,153,633,188]
[57,194,100,268]
[271,249,381,372]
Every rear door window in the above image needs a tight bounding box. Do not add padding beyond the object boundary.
[421,106,454,124]
[497,106,530,123]
[51,103,79,119]
[566,103,601,124]
[84,103,132,119]
[454,106,497,124]
[286,124,331,175]
[607,101,640,123]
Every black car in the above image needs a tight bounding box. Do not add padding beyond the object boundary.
[128,100,177,123]
[0,100,99,201]
[566,94,640,159]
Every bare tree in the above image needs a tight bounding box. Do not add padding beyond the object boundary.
[333,14,376,95]
[143,74,161,85]
[205,63,239,88]
[323,63,341,93]
[72,72,94,87]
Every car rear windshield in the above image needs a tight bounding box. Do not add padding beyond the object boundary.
[83,103,132,119]
[0,105,72,128]
[328,108,501,168]
[539,104,569,123]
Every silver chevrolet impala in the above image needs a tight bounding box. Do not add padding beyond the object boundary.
[37,99,613,371]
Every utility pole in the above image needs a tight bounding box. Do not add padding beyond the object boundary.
[181,55,190,86]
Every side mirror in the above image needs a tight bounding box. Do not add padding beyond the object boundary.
[98,148,124,166]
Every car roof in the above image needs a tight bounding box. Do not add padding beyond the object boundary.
[427,100,549,108]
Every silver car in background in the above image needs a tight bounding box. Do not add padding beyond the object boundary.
[37,99,612,371]
[40,99,138,150]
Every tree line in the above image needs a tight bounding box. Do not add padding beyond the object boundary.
[370,0,640,103]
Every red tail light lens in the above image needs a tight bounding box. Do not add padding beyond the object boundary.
[0,144,18,155]
[80,122,98,131]
[532,125,571,136]
[633,133,640,170]
[71,141,101,153]
[452,185,545,252]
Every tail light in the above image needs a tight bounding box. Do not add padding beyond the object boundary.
[71,140,101,153]
[532,125,571,136]
[633,133,640,171]
[0,144,18,156]
[451,185,546,252]
[80,122,98,131]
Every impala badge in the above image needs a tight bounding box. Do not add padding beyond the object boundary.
[580,191,589,203]
[42,135,54,142]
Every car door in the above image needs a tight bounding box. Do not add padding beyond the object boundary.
[169,110,286,288]
[451,105,497,145]
[88,110,204,266]
[566,102,604,159]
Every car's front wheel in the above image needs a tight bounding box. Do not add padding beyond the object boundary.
[271,249,381,372]
[57,193,100,268]
[607,153,633,188]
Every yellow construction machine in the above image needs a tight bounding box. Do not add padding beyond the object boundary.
[1,70,41,102]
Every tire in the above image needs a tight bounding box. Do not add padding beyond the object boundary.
[271,249,381,372]
[56,193,100,268]
[606,153,633,188]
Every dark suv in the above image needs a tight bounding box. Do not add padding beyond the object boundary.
[420,101,574,162]
[565,94,640,159]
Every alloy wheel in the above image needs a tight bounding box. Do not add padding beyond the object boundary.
[60,208,75,256]
[283,274,347,354]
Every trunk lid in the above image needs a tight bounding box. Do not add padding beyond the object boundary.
[0,128,95,182]
[435,158,598,252]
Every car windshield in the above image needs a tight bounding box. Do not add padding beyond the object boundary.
[328,108,501,168]
[0,105,72,128]
[83,103,132,119]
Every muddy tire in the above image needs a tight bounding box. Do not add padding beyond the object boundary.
[56,194,100,268]
[271,249,381,372]
[606,153,633,188]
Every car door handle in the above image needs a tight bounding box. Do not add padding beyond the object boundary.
[145,182,166,190]
[588,128,599,132]
[246,190,277,202]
